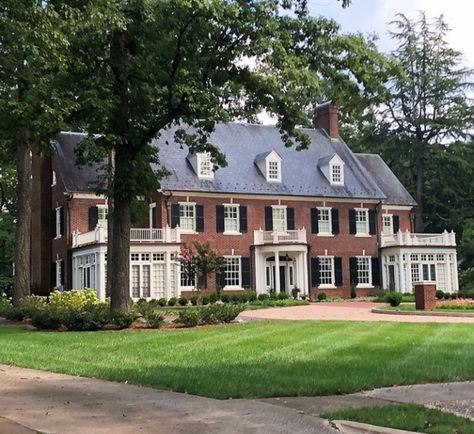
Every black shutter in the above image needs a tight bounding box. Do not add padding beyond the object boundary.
[88,206,98,231]
[241,257,251,288]
[59,207,65,236]
[51,262,57,287]
[286,207,295,230]
[349,209,356,234]
[264,207,273,231]
[369,210,376,235]
[349,257,358,285]
[311,208,319,234]
[239,206,248,233]
[331,209,339,234]
[335,257,343,286]
[311,257,320,287]
[195,205,204,232]
[393,215,400,234]
[60,260,65,287]
[151,207,157,228]
[216,205,225,233]
[216,266,225,289]
[170,204,180,228]
[372,257,380,287]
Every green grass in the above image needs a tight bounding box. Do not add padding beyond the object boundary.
[0,321,474,398]
[381,304,474,315]
[322,403,474,433]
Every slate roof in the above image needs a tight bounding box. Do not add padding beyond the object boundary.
[355,153,417,206]
[53,122,414,205]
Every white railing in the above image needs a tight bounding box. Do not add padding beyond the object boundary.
[254,228,307,245]
[72,225,180,248]
[380,230,456,248]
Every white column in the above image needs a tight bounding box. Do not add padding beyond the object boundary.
[302,250,309,295]
[255,251,265,294]
[98,251,107,301]
[274,252,280,293]
[406,251,412,293]
[452,251,459,292]
[165,251,171,299]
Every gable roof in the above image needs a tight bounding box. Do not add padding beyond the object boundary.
[53,123,411,205]
[355,153,417,206]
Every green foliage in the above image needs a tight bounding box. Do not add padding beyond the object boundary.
[49,289,99,311]
[167,297,178,307]
[258,294,269,302]
[18,295,47,318]
[175,309,201,327]
[200,304,243,325]
[158,298,167,307]
[436,290,445,300]
[61,304,110,331]
[110,311,137,329]
[209,292,219,304]
[277,292,289,300]
[458,289,474,299]
[5,306,25,322]
[350,283,357,299]
[220,294,231,303]
[385,292,402,307]
[31,308,63,330]
[190,296,198,306]
[201,295,210,306]
[248,292,257,302]
[178,296,188,306]
[0,296,11,316]
[317,291,327,301]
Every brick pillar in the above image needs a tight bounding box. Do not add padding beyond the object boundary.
[414,282,437,310]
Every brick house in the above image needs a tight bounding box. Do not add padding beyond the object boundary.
[31,104,459,300]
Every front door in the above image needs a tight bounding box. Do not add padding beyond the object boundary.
[279,266,286,293]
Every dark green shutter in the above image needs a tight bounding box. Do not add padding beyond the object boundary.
[88,206,98,231]
[311,257,320,287]
[334,257,343,286]
[264,207,273,231]
[369,210,376,235]
[349,257,358,285]
[371,257,380,286]
[59,207,65,236]
[349,209,356,234]
[286,207,295,230]
[170,204,180,228]
[51,262,57,287]
[60,260,65,287]
[393,215,400,234]
[310,208,318,234]
[331,209,339,234]
[216,205,225,233]
[151,207,157,228]
[195,205,204,232]
[241,257,251,288]
[239,206,248,233]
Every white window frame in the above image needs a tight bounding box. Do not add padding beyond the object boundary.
[330,163,344,185]
[317,207,332,235]
[266,159,281,183]
[197,152,214,180]
[51,170,57,187]
[97,204,108,228]
[355,208,369,236]
[179,202,196,232]
[356,256,373,288]
[223,204,240,234]
[382,214,393,235]
[223,256,242,289]
[149,203,156,229]
[271,205,287,232]
[318,256,335,288]
[55,207,62,239]
[56,259,62,288]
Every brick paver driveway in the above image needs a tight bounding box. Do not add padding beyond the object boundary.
[240,302,474,323]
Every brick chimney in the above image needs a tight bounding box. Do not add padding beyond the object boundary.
[313,102,339,139]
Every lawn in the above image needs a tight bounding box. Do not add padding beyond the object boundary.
[381,304,474,315]
[322,403,474,434]
[0,321,473,399]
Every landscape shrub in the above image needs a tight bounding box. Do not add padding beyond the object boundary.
[269,291,278,300]
[148,299,161,308]
[5,306,25,322]
[458,289,474,299]
[257,293,269,301]
[350,284,357,299]
[19,295,47,318]
[61,304,109,331]
[248,291,257,302]
[134,302,165,328]
[200,303,243,324]
[220,294,230,303]
[437,299,474,310]
[201,295,210,305]
[301,295,307,300]
[209,292,219,304]
[435,290,445,300]
[167,297,178,306]
[238,292,249,303]
[317,291,327,301]
[190,295,199,306]
[277,292,289,300]
[110,311,137,329]
[49,289,99,310]
[31,307,63,330]
[401,294,415,303]
[385,292,402,307]
[158,298,167,307]
[178,296,188,306]
[175,309,200,327]
[0,297,11,317]
[230,294,240,304]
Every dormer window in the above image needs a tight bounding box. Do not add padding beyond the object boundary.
[254,149,282,183]
[318,153,344,186]
[331,164,342,185]
[197,152,213,179]
[267,160,280,181]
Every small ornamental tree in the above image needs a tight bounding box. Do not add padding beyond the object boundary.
[180,242,225,292]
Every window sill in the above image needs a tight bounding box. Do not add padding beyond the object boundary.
[179,229,197,235]
[54,235,62,240]
[316,233,334,237]
[223,286,243,291]
[318,284,337,289]
[223,231,242,236]
[356,284,374,289]
[355,233,371,238]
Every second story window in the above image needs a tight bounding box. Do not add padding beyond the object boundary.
[318,208,331,234]
[382,215,393,235]
[224,205,239,232]
[197,153,213,179]
[272,206,286,232]
[179,203,196,231]
[97,205,108,228]
[355,209,369,235]
[55,207,64,238]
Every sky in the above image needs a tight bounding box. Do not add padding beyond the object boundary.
[307,0,474,68]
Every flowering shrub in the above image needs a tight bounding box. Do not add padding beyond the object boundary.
[49,289,100,311]
[19,295,47,318]
[437,298,474,310]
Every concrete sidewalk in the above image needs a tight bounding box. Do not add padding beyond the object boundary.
[0,365,335,434]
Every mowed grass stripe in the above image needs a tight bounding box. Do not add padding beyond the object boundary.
[0,321,473,398]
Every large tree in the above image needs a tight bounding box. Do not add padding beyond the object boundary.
[68,0,392,313]
[345,12,474,232]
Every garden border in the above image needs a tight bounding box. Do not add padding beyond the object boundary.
[371,308,474,318]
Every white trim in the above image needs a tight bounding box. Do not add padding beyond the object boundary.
[222,255,242,290]
[382,214,394,235]
[55,207,62,239]
[354,208,369,235]
[317,255,335,287]
[317,206,332,235]
[196,152,214,180]
[51,170,57,187]
[223,203,240,233]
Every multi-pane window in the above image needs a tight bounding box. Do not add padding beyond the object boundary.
[422,264,436,281]
[224,205,239,232]
[331,165,342,184]
[272,207,286,232]
[318,208,331,234]
[198,153,213,178]
[357,257,371,285]
[75,254,96,290]
[382,215,393,235]
[55,207,62,238]
[319,257,334,285]
[179,203,196,231]
[98,205,108,227]
[267,160,280,181]
[180,270,196,288]
[411,263,420,283]
[355,209,369,234]
[224,257,241,287]
[56,260,62,287]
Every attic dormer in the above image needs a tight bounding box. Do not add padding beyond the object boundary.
[318,153,345,186]
[187,152,214,180]
[254,150,282,183]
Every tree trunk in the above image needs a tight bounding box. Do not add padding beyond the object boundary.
[109,150,131,313]
[414,162,424,233]
[105,151,114,299]
[12,131,32,306]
